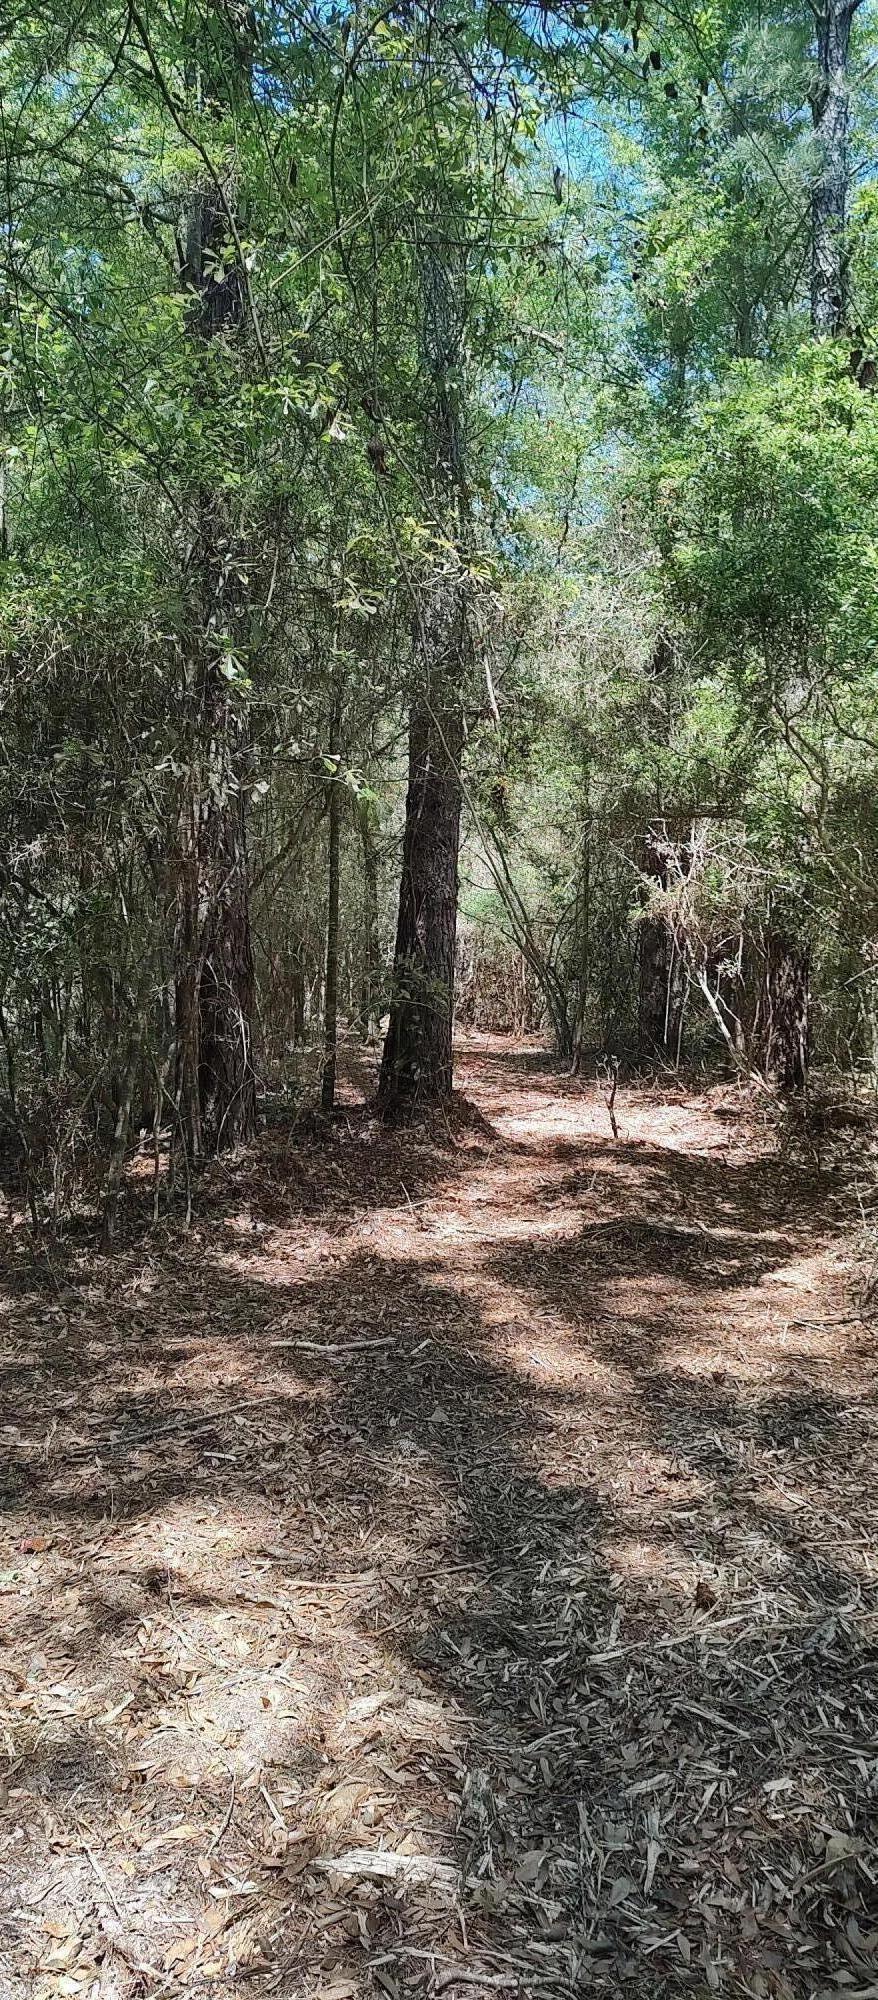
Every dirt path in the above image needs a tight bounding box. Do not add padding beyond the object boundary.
[1,1038,876,2000]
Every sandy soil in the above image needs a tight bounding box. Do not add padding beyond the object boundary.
[0,1036,876,2000]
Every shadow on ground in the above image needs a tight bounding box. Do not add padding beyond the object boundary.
[0,1039,875,1999]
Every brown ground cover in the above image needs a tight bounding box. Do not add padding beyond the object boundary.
[1,1036,876,2000]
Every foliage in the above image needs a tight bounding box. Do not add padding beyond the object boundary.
[1,0,877,1219]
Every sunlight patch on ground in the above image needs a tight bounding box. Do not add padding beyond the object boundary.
[1,1038,876,1999]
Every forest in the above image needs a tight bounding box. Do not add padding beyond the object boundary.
[1,1,878,1997]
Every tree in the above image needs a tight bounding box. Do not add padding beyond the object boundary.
[379,245,470,1110]
[175,168,258,1156]
[811,0,864,335]
[4,0,878,1228]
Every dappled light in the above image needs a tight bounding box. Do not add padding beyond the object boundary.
[3,0,878,1990]
[1,1038,875,1998]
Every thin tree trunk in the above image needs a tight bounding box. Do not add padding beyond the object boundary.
[174,790,202,1156]
[321,699,341,1116]
[197,776,257,1149]
[570,798,592,1074]
[638,825,685,1063]
[291,939,306,1044]
[637,639,685,1066]
[358,796,381,1043]
[101,1000,147,1249]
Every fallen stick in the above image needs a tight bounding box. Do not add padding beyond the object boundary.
[435,1971,518,1994]
[207,1773,236,1855]
[70,1398,269,1457]
[400,1181,430,1230]
[267,1336,393,1355]
[84,1843,124,1924]
[314,1847,459,1896]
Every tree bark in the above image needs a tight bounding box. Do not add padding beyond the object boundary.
[379,243,468,1113]
[291,939,306,1044]
[196,775,256,1150]
[811,0,861,336]
[358,796,381,1043]
[749,0,861,1101]
[763,932,810,1089]
[570,792,592,1074]
[637,638,686,1066]
[379,694,464,1107]
[321,703,342,1116]
[174,179,257,1156]
[638,925,685,1062]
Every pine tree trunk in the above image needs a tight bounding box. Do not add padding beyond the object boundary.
[379,695,464,1107]
[174,181,257,1157]
[321,704,341,1116]
[749,0,860,1102]
[379,242,468,1113]
[811,0,861,336]
[763,933,810,1089]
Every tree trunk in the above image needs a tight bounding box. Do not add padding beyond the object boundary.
[379,242,468,1113]
[811,0,860,336]
[570,802,592,1074]
[638,826,685,1063]
[291,939,306,1044]
[763,933,810,1089]
[638,920,685,1061]
[358,796,381,1043]
[748,0,857,1103]
[174,180,257,1156]
[379,695,464,1108]
[321,704,341,1116]
[101,1031,139,1250]
[637,640,686,1066]
[197,776,257,1150]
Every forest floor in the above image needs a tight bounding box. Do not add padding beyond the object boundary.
[1,1035,877,2000]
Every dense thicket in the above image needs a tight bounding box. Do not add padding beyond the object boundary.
[1,0,876,1228]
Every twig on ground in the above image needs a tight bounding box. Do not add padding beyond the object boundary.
[268,1336,394,1354]
[207,1774,237,1855]
[83,1842,125,1924]
[435,1971,518,1994]
[70,1398,268,1456]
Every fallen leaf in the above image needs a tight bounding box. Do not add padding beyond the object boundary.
[608,1875,636,1907]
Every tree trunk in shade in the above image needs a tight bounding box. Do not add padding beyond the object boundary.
[358,796,381,1043]
[174,180,257,1156]
[638,824,685,1064]
[379,693,465,1107]
[321,702,342,1116]
[195,778,257,1150]
[763,933,810,1089]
